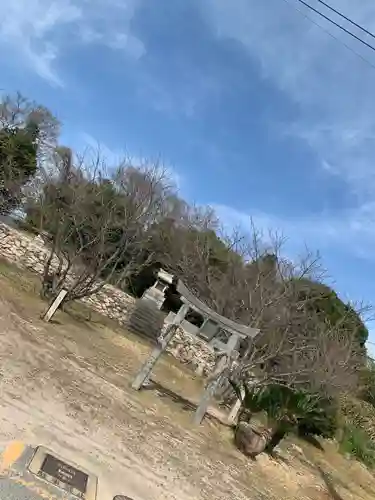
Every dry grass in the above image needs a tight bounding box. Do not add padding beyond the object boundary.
[0,258,374,500]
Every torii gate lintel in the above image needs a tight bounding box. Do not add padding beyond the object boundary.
[131,275,259,425]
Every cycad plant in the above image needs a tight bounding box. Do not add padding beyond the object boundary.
[230,381,269,423]
[231,381,338,454]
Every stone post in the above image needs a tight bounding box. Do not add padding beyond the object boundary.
[41,289,68,322]
[131,303,189,390]
[193,354,229,425]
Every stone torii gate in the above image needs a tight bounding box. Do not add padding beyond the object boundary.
[131,277,259,425]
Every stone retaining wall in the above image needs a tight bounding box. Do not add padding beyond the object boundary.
[166,327,216,376]
[0,222,216,374]
[0,223,137,325]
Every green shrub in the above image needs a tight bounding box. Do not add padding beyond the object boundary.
[297,395,338,439]
[231,381,339,451]
[339,424,375,468]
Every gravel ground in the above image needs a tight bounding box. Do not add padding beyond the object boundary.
[0,268,374,500]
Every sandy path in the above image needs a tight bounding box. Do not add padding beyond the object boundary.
[0,290,374,500]
[0,296,261,500]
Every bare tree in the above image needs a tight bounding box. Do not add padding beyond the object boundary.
[160,216,366,402]
[28,147,176,303]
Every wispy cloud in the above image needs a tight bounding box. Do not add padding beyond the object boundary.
[134,64,223,120]
[213,201,375,261]
[0,0,81,86]
[199,0,375,264]
[77,0,146,59]
[203,0,375,195]
[0,0,144,86]
[80,132,183,189]
[80,132,128,168]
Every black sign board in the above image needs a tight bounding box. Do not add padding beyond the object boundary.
[41,453,88,494]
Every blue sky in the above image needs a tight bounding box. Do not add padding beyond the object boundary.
[2,0,375,348]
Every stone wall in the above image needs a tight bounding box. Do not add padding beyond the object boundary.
[166,326,217,376]
[0,222,137,325]
[0,222,217,375]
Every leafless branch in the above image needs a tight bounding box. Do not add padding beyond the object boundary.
[29,146,176,303]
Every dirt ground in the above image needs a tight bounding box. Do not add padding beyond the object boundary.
[0,261,375,500]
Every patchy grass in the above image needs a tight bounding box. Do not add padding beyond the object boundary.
[0,257,41,294]
[0,257,206,416]
[0,257,374,500]
[339,425,375,469]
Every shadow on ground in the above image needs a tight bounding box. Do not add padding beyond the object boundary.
[144,380,198,412]
[299,434,325,451]
[316,466,344,500]
[143,380,229,428]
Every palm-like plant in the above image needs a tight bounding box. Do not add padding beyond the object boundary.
[230,380,269,423]
[231,381,338,454]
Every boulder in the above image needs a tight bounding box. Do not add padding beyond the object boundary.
[234,422,272,458]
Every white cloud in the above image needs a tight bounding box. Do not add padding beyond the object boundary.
[0,0,81,86]
[80,132,127,167]
[203,0,375,196]
[107,32,145,59]
[80,132,183,189]
[199,0,375,265]
[0,0,144,86]
[134,69,221,120]
[77,0,146,59]
[213,201,375,261]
